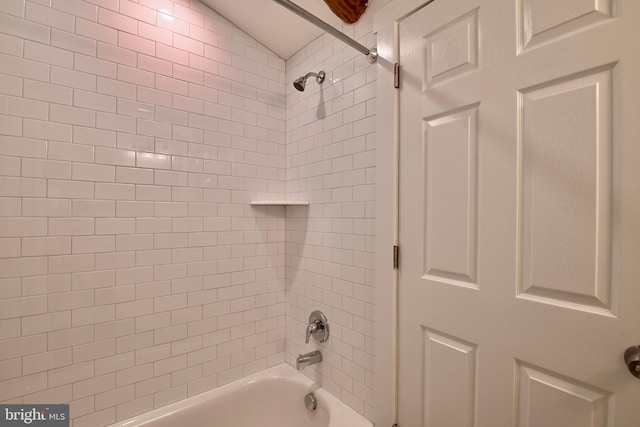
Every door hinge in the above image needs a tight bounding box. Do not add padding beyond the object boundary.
[394,63,400,89]
[393,245,399,269]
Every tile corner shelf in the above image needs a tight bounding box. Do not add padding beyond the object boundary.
[249,201,310,206]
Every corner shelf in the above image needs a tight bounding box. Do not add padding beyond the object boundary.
[249,201,310,206]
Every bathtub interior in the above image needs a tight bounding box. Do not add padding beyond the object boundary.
[113,364,371,427]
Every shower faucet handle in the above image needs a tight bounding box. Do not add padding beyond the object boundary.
[305,310,329,344]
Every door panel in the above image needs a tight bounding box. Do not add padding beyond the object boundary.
[398,0,640,425]
[519,65,615,314]
[424,104,478,286]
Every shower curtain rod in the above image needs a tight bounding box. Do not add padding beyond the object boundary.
[272,0,378,63]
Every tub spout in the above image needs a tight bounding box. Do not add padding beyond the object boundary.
[296,350,322,370]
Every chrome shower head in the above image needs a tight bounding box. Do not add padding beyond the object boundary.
[293,71,325,91]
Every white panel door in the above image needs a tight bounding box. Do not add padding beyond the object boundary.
[398,0,640,425]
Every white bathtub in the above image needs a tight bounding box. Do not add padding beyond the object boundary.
[111,363,372,427]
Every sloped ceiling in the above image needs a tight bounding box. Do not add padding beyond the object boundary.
[200,0,348,59]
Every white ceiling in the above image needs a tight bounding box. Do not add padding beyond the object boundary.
[200,0,352,59]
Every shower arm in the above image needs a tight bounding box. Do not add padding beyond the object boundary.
[272,0,378,63]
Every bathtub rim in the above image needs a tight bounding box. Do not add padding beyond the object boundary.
[108,363,372,427]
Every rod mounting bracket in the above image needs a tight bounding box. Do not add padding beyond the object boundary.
[367,47,378,63]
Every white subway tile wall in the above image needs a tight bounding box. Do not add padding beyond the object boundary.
[284,13,379,421]
[0,0,288,425]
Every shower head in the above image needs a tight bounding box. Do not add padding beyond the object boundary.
[293,71,325,91]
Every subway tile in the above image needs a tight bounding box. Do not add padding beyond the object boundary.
[96,148,136,167]
[73,339,116,364]
[95,320,135,342]
[137,119,171,138]
[142,250,179,272]
[47,326,93,352]
[0,0,297,419]
[0,13,49,44]
[21,198,69,217]
[23,348,72,375]
[137,86,171,107]
[138,20,171,46]
[0,373,47,401]
[48,141,95,163]
[73,372,115,400]
[155,170,187,187]
[0,295,47,320]
[24,40,73,69]
[95,182,135,200]
[49,218,95,236]
[0,93,48,120]
[0,115,21,138]
[95,355,132,383]
[75,17,117,45]
[50,66,96,91]
[50,0,96,20]
[0,217,46,237]
[72,305,115,327]
[22,158,71,180]
[115,266,153,286]
[95,218,135,235]
[156,43,189,67]
[135,281,170,301]
[134,218,169,235]
[0,239,19,259]
[72,269,115,290]
[49,254,95,274]
[0,74,22,97]
[156,138,188,157]
[48,180,94,199]
[116,201,154,218]
[116,167,153,184]
[24,80,72,105]
[95,251,134,270]
[25,1,73,31]
[74,125,116,147]
[74,88,117,113]
[117,132,154,152]
[136,152,171,170]
[21,274,70,298]
[97,42,136,67]
[0,358,21,382]
[73,199,116,217]
[51,28,96,56]
[73,162,115,182]
[119,32,155,56]
[136,185,171,201]
[22,311,71,336]
[23,119,71,142]
[95,384,135,411]
[73,408,115,427]
[50,105,96,127]
[98,7,137,34]
[116,363,153,387]
[117,99,154,120]
[137,53,173,78]
[74,53,117,79]
[48,361,94,388]
[0,333,47,361]
[0,156,20,177]
[22,236,71,256]
[0,0,24,18]
[72,235,115,254]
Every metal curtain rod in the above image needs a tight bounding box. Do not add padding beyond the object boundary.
[272,0,378,63]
